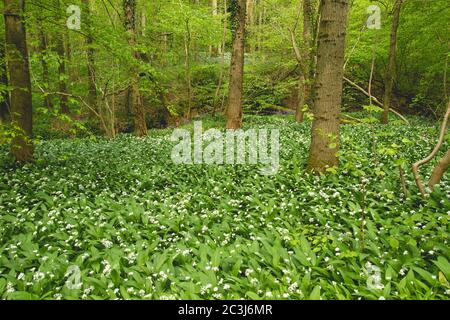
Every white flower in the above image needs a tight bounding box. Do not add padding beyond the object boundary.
[245,269,254,276]
[6,282,15,293]
[101,239,113,249]
[102,260,112,276]
[33,272,45,282]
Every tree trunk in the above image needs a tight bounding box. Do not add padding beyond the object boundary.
[428,150,450,190]
[56,0,69,114]
[295,74,306,123]
[184,19,192,120]
[246,0,254,53]
[123,0,147,136]
[210,0,220,57]
[82,0,97,112]
[4,0,33,162]
[307,0,349,172]
[246,0,254,26]
[294,0,314,123]
[226,0,246,130]
[382,0,402,124]
[38,27,52,110]
[0,33,10,122]
[213,0,227,115]
[412,100,450,196]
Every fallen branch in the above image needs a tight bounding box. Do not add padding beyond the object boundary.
[412,100,450,196]
[341,114,364,124]
[343,76,410,125]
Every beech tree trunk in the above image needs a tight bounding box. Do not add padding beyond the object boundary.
[295,0,314,123]
[56,36,69,113]
[307,0,349,172]
[210,0,220,57]
[4,0,34,162]
[382,0,402,124]
[56,0,69,114]
[82,0,97,112]
[184,19,192,120]
[0,33,10,122]
[38,27,52,110]
[226,0,247,130]
[246,0,255,53]
[295,74,306,123]
[123,0,147,136]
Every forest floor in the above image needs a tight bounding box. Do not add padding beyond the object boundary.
[0,115,449,299]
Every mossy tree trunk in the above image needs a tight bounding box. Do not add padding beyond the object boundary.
[382,0,403,124]
[4,0,34,162]
[123,0,147,136]
[307,0,349,173]
[226,0,246,130]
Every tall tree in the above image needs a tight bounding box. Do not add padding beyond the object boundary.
[184,17,192,120]
[38,26,52,110]
[246,0,255,53]
[382,0,403,124]
[0,31,10,122]
[4,0,33,162]
[56,0,69,113]
[292,0,314,123]
[82,0,97,112]
[307,0,349,172]
[226,0,246,130]
[123,0,147,136]
[210,0,220,57]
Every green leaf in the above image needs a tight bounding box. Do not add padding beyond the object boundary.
[309,285,321,300]
[433,257,450,280]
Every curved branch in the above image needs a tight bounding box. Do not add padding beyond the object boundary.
[412,100,450,196]
[343,76,410,125]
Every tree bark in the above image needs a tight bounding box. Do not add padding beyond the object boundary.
[210,0,220,57]
[184,19,192,120]
[293,0,314,123]
[82,0,97,112]
[382,0,402,124]
[4,0,33,162]
[0,32,10,122]
[246,0,255,53]
[38,27,52,110]
[213,0,227,115]
[412,100,450,196]
[226,0,246,130]
[123,0,147,136]
[295,73,306,123]
[307,0,349,172]
[429,150,450,190]
[56,0,69,114]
